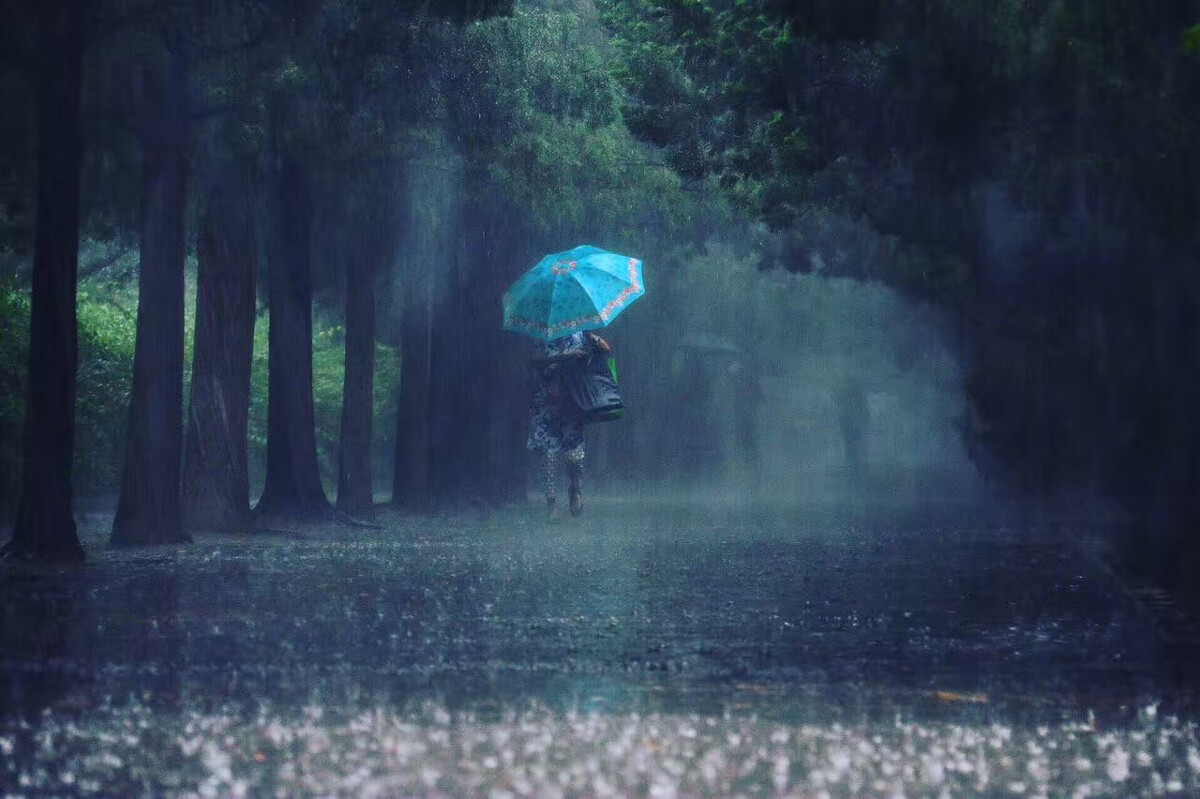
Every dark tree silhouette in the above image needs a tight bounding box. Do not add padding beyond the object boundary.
[335,246,375,514]
[111,53,190,546]
[182,169,257,534]
[255,154,330,522]
[336,186,395,517]
[266,0,514,519]
[393,272,435,512]
[425,173,529,508]
[5,0,86,563]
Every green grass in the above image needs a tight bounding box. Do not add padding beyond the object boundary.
[1,251,399,520]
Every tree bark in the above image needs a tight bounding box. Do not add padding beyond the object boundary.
[426,213,488,508]
[111,56,190,546]
[392,277,434,511]
[487,217,533,505]
[335,225,377,516]
[255,155,329,521]
[7,0,86,562]
[391,164,529,512]
[182,170,256,533]
[425,185,522,508]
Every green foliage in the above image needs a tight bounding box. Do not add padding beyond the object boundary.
[0,283,28,519]
[1008,4,1200,243]
[0,270,139,514]
[450,7,622,138]
[596,0,1200,533]
[246,309,399,499]
[958,4,1200,512]
[371,343,400,493]
[0,71,33,274]
[486,117,683,238]
[215,0,512,168]
[3,239,409,511]
[600,0,803,222]
[427,5,726,252]
[247,306,269,490]
[599,0,1047,295]
[312,319,350,490]
[74,282,137,496]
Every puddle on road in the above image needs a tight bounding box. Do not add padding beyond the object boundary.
[2,502,1196,793]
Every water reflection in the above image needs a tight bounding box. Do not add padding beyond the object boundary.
[0,502,1189,730]
[116,567,183,709]
[0,572,86,715]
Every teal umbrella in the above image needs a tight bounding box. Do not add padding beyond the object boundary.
[502,245,645,341]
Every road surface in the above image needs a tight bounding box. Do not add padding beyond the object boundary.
[2,497,1198,795]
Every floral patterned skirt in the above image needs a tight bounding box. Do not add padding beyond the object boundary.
[527,381,585,459]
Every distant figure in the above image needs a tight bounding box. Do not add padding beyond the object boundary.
[836,376,870,473]
[528,331,610,520]
[729,359,762,472]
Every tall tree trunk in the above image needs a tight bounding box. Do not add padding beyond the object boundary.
[182,170,256,533]
[111,57,189,546]
[486,315,532,505]
[255,155,328,521]
[479,208,529,505]
[427,208,487,508]
[426,185,520,508]
[6,0,85,562]
[393,277,434,511]
[336,228,377,516]
[391,160,526,512]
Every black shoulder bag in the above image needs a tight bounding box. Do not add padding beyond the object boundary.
[565,353,625,423]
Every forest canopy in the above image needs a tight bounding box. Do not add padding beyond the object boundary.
[0,0,1199,605]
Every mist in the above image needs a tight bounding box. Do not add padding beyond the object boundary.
[3,1,1200,794]
[584,243,978,505]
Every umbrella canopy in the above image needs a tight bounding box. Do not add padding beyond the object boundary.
[502,245,645,341]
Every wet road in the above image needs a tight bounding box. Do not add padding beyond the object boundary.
[2,498,1198,795]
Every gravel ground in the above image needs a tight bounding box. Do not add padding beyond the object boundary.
[2,498,1197,796]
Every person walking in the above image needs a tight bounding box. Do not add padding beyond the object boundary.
[502,245,644,519]
[527,331,610,519]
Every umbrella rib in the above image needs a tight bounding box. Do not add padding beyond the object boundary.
[572,269,629,320]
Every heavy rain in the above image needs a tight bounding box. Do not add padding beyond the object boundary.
[2,1,1200,796]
